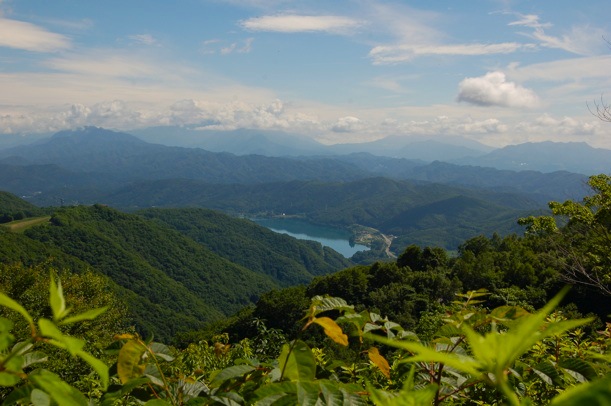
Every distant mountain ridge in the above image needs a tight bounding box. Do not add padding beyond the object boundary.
[452,141,611,175]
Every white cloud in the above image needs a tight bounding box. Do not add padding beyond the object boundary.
[509,13,608,55]
[44,51,165,78]
[369,42,530,64]
[128,34,159,46]
[240,14,363,34]
[457,71,540,108]
[221,38,254,55]
[0,17,71,52]
[331,116,363,133]
[516,113,597,136]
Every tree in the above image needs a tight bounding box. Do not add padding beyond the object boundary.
[519,174,611,295]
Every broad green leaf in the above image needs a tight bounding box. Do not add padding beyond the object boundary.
[59,306,108,325]
[0,292,33,326]
[313,317,348,346]
[278,340,316,382]
[29,369,88,406]
[309,296,354,316]
[144,400,171,405]
[368,347,391,379]
[490,306,530,321]
[76,349,109,389]
[149,342,175,362]
[23,351,48,369]
[550,373,611,405]
[254,381,297,403]
[0,371,21,386]
[371,335,480,377]
[296,381,322,406]
[117,339,147,384]
[210,364,255,387]
[38,318,85,355]
[531,361,560,385]
[558,358,598,382]
[49,273,67,321]
[368,381,438,406]
[30,388,51,406]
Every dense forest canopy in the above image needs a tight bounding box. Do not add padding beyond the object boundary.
[0,175,609,404]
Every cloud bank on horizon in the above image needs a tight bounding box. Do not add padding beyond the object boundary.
[0,0,610,148]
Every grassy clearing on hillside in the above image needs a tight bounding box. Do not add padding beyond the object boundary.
[1,216,51,233]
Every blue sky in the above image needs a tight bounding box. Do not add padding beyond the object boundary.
[1,0,611,148]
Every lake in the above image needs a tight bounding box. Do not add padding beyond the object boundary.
[253,218,369,258]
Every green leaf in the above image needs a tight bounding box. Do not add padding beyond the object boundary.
[550,373,611,405]
[23,351,48,369]
[59,306,108,325]
[278,340,316,382]
[210,364,255,387]
[309,296,354,316]
[49,273,68,321]
[371,335,481,377]
[149,342,174,362]
[0,292,34,326]
[368,381,437,405]
[0,371,21,386]
[29,369,88,406]
[254,381,297,405]
[76,349,109,390]
[117,339,147,384]
[558,358,598,382]
[144,400,171,406]
[30,388,51,406]
[531,361,560,385]
[38,318,85,355]
[296,381,321,406]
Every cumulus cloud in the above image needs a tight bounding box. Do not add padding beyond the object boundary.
[240,14,362,34]
[457,71,540,108]
[331,116,363,133]
[516,113,597,136]
[0,17,71,52]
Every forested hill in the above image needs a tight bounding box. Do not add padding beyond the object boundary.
[0,197,353,340]
[138,208,352,285]
[104,177,536,250]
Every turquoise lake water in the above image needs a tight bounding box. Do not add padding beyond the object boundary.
[253,218,369,258]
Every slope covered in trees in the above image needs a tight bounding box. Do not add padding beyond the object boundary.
[0,197,354,340]
[138,208,352,286]
[104,177,535,251]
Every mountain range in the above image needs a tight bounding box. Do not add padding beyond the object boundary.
[0,126,603,250]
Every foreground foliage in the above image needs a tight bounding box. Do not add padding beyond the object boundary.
[0,277,609,405]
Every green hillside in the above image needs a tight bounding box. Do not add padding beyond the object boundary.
[0,195,354,340]
[0,190,44,222]
[103,177,537,250]
[138,208,353,286]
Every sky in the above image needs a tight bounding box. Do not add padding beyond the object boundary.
[1,0,611,148]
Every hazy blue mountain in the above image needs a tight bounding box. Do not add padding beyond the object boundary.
[0,163,125,202]
[454,141,611,175]
[130,126,494,160]
[0,127,367,183]
[130,126,328,156]
[326,135,493,160]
